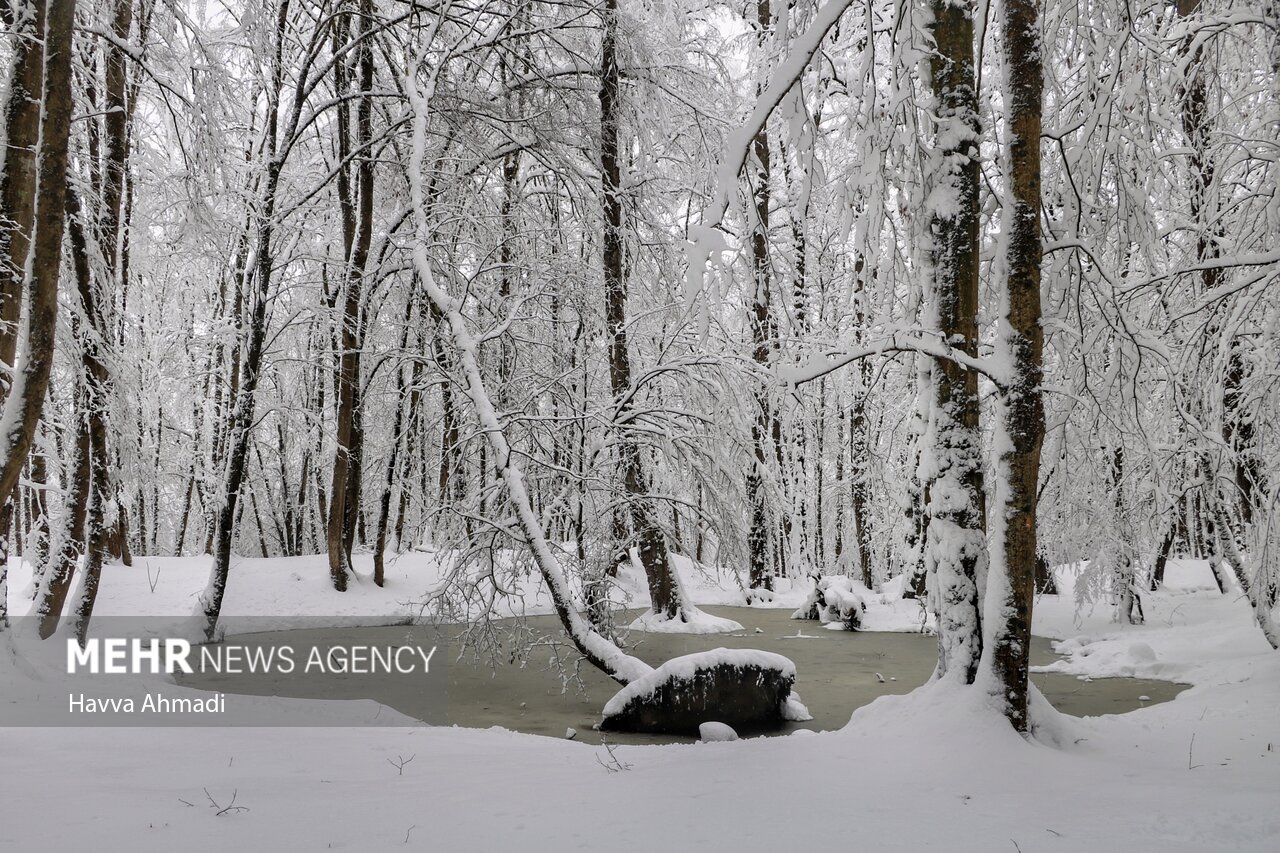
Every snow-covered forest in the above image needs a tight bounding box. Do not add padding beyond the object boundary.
[0,0,1277,849]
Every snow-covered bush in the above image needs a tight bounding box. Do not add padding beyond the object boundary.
[791,575,871,630]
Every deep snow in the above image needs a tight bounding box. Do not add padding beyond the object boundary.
[1,556,1277,852]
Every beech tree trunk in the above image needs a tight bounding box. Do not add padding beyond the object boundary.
[746,0,776,593]
[57,0,135,638]
[327,0,375,590]
[924,0,986,685]
[600,0,679,618]
[0,0,78,631]
[372,307,414,586]
[197,0,295,641]
[38,188,113,641]
[984,0,1045,732]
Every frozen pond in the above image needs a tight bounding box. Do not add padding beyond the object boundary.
[179,606,1187,744]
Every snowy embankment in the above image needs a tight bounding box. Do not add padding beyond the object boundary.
[2,548,810,630]
[4,548,934,634]
[2,558,1277,851]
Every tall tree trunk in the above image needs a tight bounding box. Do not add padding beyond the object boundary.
[923,0,986,684]
[1,0,78,631]
[38,188,112,641]
[327,0,375,589]
[746,0,776,593]
[61,0,136,637]
[197,0,293,641]
[373,309,414,586]
[600,0,679,618]
[982,0,1044,732]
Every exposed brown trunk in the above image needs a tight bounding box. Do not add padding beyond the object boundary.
[39,188,112,640]
[6,0,78,631]
[327,0,375,589]
[373,312,414,586]
[986,0,1044,732]
[600,0,678,617]
[1151,515,1177,590]
[746,0,775,593]
[199,0,295,641]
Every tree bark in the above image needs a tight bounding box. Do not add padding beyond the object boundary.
[983,0,1044,732]
[0,0,78,631]
[600,0,679,618]
[746,0,776,593]
[327,0,375,589]
[373,309,414,586]
[923,0,986,684]
[58,0,136,637]
[38,188,113,641]
[197,0,295,641]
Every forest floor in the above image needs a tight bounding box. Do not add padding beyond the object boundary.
[1,555,1277,851]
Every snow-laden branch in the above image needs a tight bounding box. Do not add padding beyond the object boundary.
[779,330,1007,388]
[683,0,857,303]
[404,50,652,687]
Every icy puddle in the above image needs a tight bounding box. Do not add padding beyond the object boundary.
[179,606,1187,744]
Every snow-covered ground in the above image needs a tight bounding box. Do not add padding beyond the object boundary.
[3,548,813,630]
[2,547,934,634]
[2,556,1277,851]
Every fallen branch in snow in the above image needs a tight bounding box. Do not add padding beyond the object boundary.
[595,739,632,773]
[204,788,249,816]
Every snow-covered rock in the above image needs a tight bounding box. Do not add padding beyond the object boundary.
[600,648,797,735]
[698,722,738,742]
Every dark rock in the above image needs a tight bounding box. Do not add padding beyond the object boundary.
[599,649,796,735]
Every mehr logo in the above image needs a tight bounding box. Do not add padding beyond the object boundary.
[68,639,195,674]
[67,638,438,675]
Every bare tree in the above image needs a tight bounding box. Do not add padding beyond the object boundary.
[0,0,78,630]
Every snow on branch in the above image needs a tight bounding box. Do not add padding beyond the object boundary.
[684,0,858,304]
[403,49,652,687]
[778,330,1007,388]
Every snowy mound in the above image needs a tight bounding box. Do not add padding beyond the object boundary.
[627,606,743,634]
[698,721,739,742]
[600,648,797,734]
[793,575,871,630]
